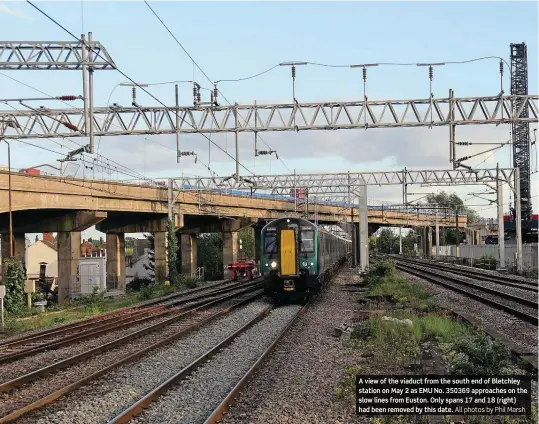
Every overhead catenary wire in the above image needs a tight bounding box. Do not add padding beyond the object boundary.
[207,56,512,84]
[2,93,155,181]
[143,0,292,174]
[26,0,256,178]
[0,71,177,174]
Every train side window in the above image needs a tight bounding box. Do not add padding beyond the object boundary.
[264,232,277,253]
[300,230,314,253]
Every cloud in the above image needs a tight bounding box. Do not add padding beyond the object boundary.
[0,3,32,20]
[92,123,521,182]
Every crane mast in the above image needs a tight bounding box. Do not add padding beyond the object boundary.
[510,42,533,234]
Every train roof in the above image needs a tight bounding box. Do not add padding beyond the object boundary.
[262,216,352,242]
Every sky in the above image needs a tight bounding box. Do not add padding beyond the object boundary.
[0,0,537,241]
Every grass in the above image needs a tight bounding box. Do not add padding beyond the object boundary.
[1,277,203,338]
[340,258,531,411]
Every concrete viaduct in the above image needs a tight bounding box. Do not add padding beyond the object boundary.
[0,171,467,302]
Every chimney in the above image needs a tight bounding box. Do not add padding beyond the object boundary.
[42,233,54,243]
[35,235,39,243]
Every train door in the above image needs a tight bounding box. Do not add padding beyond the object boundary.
[280,229,297,276]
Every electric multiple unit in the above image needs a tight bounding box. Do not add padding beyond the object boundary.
[260,217,351,301]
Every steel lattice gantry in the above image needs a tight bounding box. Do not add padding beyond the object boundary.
[0,41,116,70]
[0,94,537,139]
[171,167,516,194]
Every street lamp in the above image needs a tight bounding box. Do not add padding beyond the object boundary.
[1,139,12,257]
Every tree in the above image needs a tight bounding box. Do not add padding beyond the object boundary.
[197,233,224,280]
[423,190,475,244]
[167,219,180,284]
[238,227,255,260]
[378,228,400,254]
[142,233,155,280]
[402,230,418,254]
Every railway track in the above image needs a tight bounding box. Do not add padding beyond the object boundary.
[0,280,265,423]
[0,279,247,364]
[384,257,538,325]
[388,254,538,292]
[106,259,348,424]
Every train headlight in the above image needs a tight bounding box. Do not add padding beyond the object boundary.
[271,261,278,268]
[302,261,308,267]
[310,262,314,266]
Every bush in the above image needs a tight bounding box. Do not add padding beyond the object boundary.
[478,254,497,270]
[3,258,26,315]
[363,259,396,287]
[137,283,157,301]
[127,277,153,292]
[371,259,396,277]
[178,275,198,289]
[81,286,104,311]
[449,331,518,375]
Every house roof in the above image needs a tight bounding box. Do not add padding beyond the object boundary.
[41,240,58,252]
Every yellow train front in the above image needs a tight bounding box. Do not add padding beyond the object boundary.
[260,217,351,302]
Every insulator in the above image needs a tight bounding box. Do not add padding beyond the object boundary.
[429,65,433,81]
[57,95,77,101]
[193,84,197,103]
[291,65,296,79]
[210,91,214,103]
[132,87,136,101]
[63,122,79,131]
[197,92,201,103]
[362,67,367,81]
[499,60,504,75]
[213,86,218,103]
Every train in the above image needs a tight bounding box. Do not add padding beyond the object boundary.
[260,216,351,301]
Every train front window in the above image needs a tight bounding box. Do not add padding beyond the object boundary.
[264,232,277,253]
[300,230,314,253]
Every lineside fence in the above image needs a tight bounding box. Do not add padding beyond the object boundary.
[431,244,538,273]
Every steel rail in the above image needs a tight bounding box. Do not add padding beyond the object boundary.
[107,304,274,424]
[395,261,538,308]
[0,278,234,349]
[108,258,348,424]
[0,280,261,364]
[204,302,306,423]
[396,262,538,325]
[0,288,263,424]
[204,257,348,423]
[0,282,263,392]
[390,255,538,291]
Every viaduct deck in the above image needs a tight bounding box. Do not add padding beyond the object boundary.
[0,171,467,228]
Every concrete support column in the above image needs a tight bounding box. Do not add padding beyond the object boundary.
[180,233,197,275]
[57,231,81,304]
[427,227,433,259]
[351,222,357,267]
[423,227,428,258]
[1,232,26,267]
[106,233,125,291]
[223,231,238,277]
[154,231,167,283]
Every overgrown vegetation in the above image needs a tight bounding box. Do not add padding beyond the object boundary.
[3,258,26,315]
[338,258,530,414]
[477,254,498,270]
[356,260,526,373]
[167,218,180,284]
[136,274,199,301]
